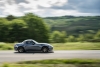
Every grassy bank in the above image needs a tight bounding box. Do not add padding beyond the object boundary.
[0,43,13,50]
[53,42,100,50]
[17,59,100,64]
[0,42,100,50]
[1,59,100,67]
[1,64,100,67]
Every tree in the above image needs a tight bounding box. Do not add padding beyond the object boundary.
[0,18,9,42]
[22,13,50,42]
[93,30,100,42]
[8,19,28,42]
[60,31,67,42]
[50,31,66,43]
[77,34,85,42]
[6,15,16,21]
[84,33,94,41]
[67,35,75,42]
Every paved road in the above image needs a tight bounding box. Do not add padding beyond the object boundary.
[0,50,100,63]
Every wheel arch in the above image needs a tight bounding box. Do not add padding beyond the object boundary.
[41,46,49,50]
[17,46,25,50]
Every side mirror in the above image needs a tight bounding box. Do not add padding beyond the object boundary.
[32,43,35,45]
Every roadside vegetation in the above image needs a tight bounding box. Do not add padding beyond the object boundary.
[0,14,100,43]
[0,13,49,43]
[1,64,100,67]
[53,42,100,50]
[0,42,100,50]
[1,59,100,67]
[17,59,100,64]
[0,43,13,50]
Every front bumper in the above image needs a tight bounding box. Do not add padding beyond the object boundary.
[48,46,53,52]
[14,47,18,51]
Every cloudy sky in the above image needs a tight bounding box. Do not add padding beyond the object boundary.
[0,0,100,17]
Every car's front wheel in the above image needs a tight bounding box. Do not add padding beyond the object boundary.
[17,47,25,53]
[42,47,49,53]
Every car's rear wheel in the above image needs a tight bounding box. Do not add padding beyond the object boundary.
[18,47,25,53]
[42,47,49,53]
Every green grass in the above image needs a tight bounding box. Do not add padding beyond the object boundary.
[0,42,13,50]
[0,42,100,50]
[1,59,100,67]
[17,59,100,64]
[1,64,100,67]
[52,42,100,50]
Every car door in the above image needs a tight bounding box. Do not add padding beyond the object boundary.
[24,41,41,51]
[24,41,33,51]
[31,44,41,50]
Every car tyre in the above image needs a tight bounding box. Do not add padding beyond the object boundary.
[18,47,25,53]
[42,47,48,53]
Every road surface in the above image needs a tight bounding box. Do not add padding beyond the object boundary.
[0,50,100,63]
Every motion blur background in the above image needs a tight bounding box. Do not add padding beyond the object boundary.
[0,0,100,43]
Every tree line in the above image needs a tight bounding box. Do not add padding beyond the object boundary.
[0,13,100,43]
[50,30,100,43]
[0,13,49,43]
[45,16,100,36]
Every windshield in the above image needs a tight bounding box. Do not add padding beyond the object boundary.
[32,40,38,43]
[22,40,38,44]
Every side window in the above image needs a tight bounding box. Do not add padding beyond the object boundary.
[25,41,30,44]
[25,41,35,45]
[30,41,35,45]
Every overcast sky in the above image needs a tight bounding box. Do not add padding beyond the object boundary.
[0,0,100,17]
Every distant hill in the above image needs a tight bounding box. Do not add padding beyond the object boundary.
[44,16,100,36]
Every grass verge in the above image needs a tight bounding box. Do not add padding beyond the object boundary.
[17,59,100,64]
[0,42,100,50]
[0,43,13,50]
[52,42,100,50]
[1,64,100,67]
[1,59,100,67]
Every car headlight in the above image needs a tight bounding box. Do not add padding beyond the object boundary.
[14,44,18,47]
[49,45,53,48]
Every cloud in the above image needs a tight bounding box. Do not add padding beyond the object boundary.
[40,9,95,17]
[68,0,100,13]
[0,0,24,16]
[47,0,100,13]
[18,0,68,17]
[15,0,28,4]
[0,0,100,17]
